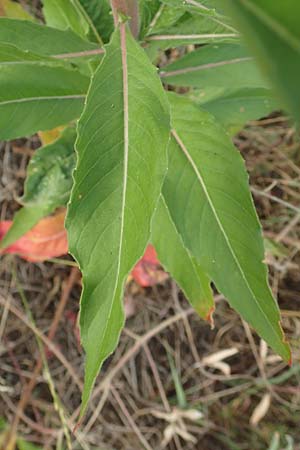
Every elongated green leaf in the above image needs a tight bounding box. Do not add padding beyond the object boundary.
[224,0,300,122]
[0,63,89,139]
[43,0,90,39]
[0,18,99,58]
[152,196,214,319]
[0,128,76,249]
[163,93,290,361]
[191,88,280,135]
[78,0,114,43]
[160,43,268,90]
[66,25,170,415]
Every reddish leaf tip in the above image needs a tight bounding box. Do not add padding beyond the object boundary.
[205,306,215,329]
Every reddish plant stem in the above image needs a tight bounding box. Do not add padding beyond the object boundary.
[110,0,139,38]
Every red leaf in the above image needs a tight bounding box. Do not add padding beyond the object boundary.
[0,211,68,262]
[131,244,168,287]
[1,215,167,288]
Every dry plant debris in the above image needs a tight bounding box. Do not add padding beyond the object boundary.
[0,122,300,449]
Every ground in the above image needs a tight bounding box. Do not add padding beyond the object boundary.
[0,115,300,450]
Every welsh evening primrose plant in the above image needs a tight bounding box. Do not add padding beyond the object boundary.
[1,0,299,417]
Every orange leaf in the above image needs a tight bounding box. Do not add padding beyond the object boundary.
[1,217,167,288]
[0,211,68,262]
[131,244,168,287]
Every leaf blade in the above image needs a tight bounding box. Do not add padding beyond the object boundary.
[66,25,170,415]
[160,43,268,90]
[192,87,280,135]
[0,63,89,139]
[152,196,214,319]
[43,0,90,39]
[0,18,99,57]
[164,93,290,361]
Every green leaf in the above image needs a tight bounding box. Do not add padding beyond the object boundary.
[192,88,280,135]
[0,128,76,249]
[43,0,104,46]
[139,0,161,38]
[163,93,290,362]
[167,350,187,408]
[0,41,54,62]
[66,25,170,416]
[161,0,225,11]
[160,0,236,31]
[78,0,114,43]
[0,62,89,139]
[43,0,90,39]
[224,0,300,122]
[146,7,239,49]
[0,18,99,58]
[147,4,185,35]
[152,196,214,319]
[160,43,268,90]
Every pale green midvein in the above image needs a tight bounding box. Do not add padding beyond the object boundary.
[94,25,129,364]
[171,128,282,344]
[117,22,129,295]
[0,95,85,106]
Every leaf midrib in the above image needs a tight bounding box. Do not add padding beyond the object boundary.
[90,24,129,355]
[171,128,282,345]
[0,95,85,106]
[160,57,252,78]
[147,33,239,41]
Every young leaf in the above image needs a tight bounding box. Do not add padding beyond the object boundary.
[0,63,89,139]
[66,25,170,416]
[224,0,300,122]
[163,93,290,362]
[0,128,76,249]
[0,18,99,58]
[160,43,268,90]
[152,196,214,320]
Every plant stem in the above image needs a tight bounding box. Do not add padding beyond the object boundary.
[110,0,139,38]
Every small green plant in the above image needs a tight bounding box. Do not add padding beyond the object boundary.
[0,0,299,416]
